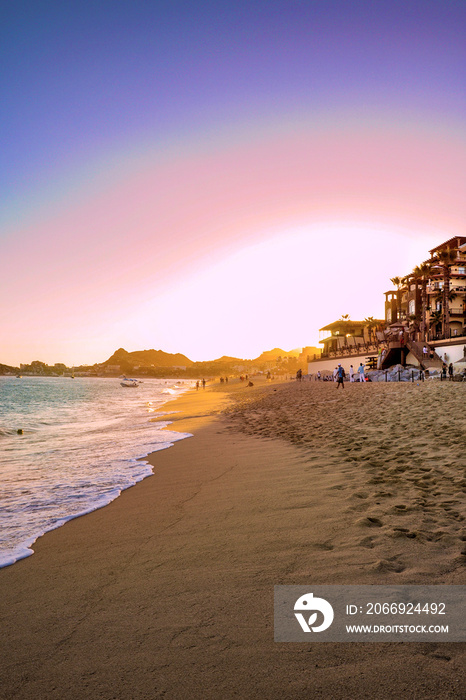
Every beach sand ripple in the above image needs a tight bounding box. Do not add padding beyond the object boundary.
[224,380,466,580]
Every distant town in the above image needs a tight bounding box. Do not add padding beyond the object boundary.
[0,345,321,379]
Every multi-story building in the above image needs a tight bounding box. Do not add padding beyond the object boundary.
[382,236,466,366]
[425,237,466,340]
[318,320,384,357]
[307,237,465,375]
[384,236,466,341]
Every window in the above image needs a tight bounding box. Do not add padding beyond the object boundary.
[408,300,415,315]
[387,309,392,323]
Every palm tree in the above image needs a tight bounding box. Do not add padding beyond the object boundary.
[434,290,457,306]
[339,314,350,321]
[414,262,431,343]
[364,316,376,344]
[408,313,421,335]
[428,310,443,340]
[390,276,403,322]
[434,248,457,338]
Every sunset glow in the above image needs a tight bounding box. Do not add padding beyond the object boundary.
[1,2,465,366]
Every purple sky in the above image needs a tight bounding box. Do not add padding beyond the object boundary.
[2,1,464,199]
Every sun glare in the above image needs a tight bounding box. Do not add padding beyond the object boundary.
[124,221,442,361]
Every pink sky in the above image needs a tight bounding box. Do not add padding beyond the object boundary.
[2,113,465,366]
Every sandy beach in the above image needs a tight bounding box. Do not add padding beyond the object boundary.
[0,378,465,699]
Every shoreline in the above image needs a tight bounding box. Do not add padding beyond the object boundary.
[0,378,464,699]
[0,379,196,570]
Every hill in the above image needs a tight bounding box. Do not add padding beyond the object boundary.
[254,347,301,362]
[213,355,244,363]
[102,348,193,368]
[0,363,19,375]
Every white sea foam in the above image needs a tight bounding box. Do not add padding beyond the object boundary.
[0,377,194,568]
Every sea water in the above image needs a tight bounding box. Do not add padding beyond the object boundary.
[0,376,193,568]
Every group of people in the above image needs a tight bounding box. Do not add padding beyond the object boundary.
[306,363,366,386]
[422,345,436,361]
[332,363,366,388]
[441,362,455,380]
[195,379,206,390]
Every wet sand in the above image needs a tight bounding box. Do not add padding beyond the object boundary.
[0,378,464,699]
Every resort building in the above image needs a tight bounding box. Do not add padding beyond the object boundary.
[318,319,384,358]
[383,236,466,351]
[425,237,466,340]
[305,318,384,374]
[308,237,466,374]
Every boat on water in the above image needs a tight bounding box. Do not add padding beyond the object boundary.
[120,377,139,388]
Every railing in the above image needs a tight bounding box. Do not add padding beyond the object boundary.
[314,343,380,361]
[404,339,440,367]
[427,329,466,342]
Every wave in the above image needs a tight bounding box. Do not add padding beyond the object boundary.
[0,377,193,569]
[0,427,25,437]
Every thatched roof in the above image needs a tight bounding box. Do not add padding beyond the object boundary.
[319,319,383,332]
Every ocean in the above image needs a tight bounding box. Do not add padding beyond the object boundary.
[0,376,193,568]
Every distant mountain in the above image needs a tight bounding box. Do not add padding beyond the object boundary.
[102,348,193,368]
[254,347,301,362]
[101,347,308,371]
[1,343,315,377]
[0,362,19,375]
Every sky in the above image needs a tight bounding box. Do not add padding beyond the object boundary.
[1,0,465,366]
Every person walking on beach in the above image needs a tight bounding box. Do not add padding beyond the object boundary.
[196,381,199,390]
[333,367,338,382]
[441,363,447,380]
[448,363,454,380]
[349,365,354,383]
[423,345,428,360]
[358,362,365,382]
[202,378,206,389]
[296,368,302,381]
[336,364,345,389]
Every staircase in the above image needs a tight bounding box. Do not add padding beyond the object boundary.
[405,339,443,370]
[380,342,407,370]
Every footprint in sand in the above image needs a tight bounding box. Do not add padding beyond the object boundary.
[389,504,411,515]
[390,528,418,539]
[370,558,405,573]
[356,516,383,527]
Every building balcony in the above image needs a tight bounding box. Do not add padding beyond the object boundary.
[313,343,380,361]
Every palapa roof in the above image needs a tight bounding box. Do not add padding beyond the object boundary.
[319,319,384,333]
[429,237,466,255]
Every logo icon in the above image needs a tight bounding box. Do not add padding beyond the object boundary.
[294,592,334,632]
